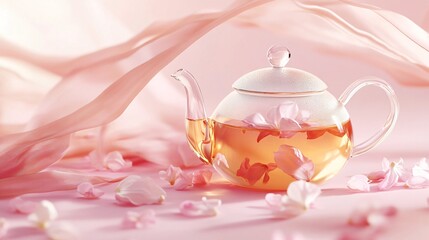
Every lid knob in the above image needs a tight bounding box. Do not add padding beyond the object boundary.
[267,45,291,68]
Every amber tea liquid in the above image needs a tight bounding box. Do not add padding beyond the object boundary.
[186,118,353,190]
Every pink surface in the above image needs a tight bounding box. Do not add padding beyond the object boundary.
[1,153,428,240]
[0,0,428,239]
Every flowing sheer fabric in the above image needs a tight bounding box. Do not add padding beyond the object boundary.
[237,0,429,85]
[0,0,428,196]
[0,0,272,195]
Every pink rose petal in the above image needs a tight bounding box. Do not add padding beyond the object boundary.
[267,102,300,125]
[76,182,104,199]
[405,176,429,189]
[244,102,311,141]
[192,169,212,187]
[213,153,229,168]
[236,158,277,185]
[274,145,314,181]
[293,161,315,182]
[377,158,405,190]
[367,170,386,183]
[243,102,310,137]
[266,181,321,218]
[159,165,182,186]
[278,119,301,139]
[122,210,156,229]
[296,110,311,123]
[243,113,270,128]
[411,158,429,180]
[88,150,132,172]
[28,200,58,229]
[378,169,399,190]
[347,175,370,192]
[174,172,193,190]
[115,175,166,206]
[287,180,321,209]
[0,218,8,239]
[104,151,132,172]
[9,197,37,214]
[381,158,391,172]
[179,197,221,217]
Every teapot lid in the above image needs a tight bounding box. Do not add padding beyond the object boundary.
[232,46,327,95]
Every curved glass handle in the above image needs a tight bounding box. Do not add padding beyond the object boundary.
[339,78,399,157]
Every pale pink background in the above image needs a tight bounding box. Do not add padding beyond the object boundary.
[0,1,428,239]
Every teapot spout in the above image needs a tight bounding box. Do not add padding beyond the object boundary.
[171,69,212,164]
[171,69,207,121]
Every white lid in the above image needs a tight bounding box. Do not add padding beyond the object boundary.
[232,46,327,94]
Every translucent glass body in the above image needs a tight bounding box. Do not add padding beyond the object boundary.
[187,118,353,190]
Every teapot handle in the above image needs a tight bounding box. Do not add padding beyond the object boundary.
[339,78,399,157]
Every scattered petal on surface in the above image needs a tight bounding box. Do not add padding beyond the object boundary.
[46,222,79,240]
[403,158,429,188]
[192,169,212,187]
[274,145,314,181]
[88,150,132,172]
[237,158,277,185]
[347,175,370,192]
[115,176,166,206]
[378,158,405,190]
[0,218,8,239]
[287,180,321,209]
[122,210,156,229]
[179,197,221,217]
[367,170,386,183]
[159,165,182,186]
[28,200,58,229]
[174,172,193,190]
[405,176,429,188]
[348,205,397,227]
[355,157,429,190]
[162,168,212,190]
[411,158,429,180]
[76,182,104,199]
[266,181,321,218]
[9,197,37,214]
[104,151,132,172]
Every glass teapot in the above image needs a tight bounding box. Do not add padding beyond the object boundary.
[172,45,399,190]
